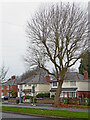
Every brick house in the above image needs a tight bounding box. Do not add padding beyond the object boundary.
[0,76,18,98]
[50,71,90,98]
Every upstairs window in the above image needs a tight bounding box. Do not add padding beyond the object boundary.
[20,85,22,89]
[70,81,76,86]
[53,82,57,86]
[1,86,4,90]
[7,86,9,90]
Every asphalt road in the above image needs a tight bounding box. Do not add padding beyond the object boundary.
[0,112,80,120]
[1,103,90,113]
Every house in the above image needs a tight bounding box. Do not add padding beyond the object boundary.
[18,75,50,97]
[0,76,18,98]
[50,71,90,98]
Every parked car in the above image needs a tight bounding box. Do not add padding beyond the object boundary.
[3,96,9,100]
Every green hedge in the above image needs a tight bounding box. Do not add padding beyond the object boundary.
[21,95,33,99]
[36,93,50,98]
[51,95,55,99]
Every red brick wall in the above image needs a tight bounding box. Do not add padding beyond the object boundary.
[0,85,17,97]
[10,85,17,93]
[77,91,90,98]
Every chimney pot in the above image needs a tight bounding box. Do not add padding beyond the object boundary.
[84,71,88,79]
[45,76,50,82]
[11,76,15,80]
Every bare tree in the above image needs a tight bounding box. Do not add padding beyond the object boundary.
[25,3,89,105]
[0,64,8,83]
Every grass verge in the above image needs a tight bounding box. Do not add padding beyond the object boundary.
[2,106,89,119]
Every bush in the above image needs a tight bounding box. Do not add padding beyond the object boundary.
[21,95,33,99]
[64,98,69,104]
[85,98,90,106]
[11,91,17,98]
[51,95,55,99]
[36,93,50,98]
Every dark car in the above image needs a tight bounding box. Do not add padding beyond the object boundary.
[4,96,9,100]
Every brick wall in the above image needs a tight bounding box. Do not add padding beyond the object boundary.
[0,85,17,97]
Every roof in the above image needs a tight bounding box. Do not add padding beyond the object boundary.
[50,88,77,92]
[19,74,49,85]
[2,77,21,86]
[50,72,90,82]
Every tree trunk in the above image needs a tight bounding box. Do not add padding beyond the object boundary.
[54,80,63,106]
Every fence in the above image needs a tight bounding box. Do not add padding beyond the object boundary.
[60,98,90,105]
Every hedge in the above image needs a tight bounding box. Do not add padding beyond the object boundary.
[36,93,50,98]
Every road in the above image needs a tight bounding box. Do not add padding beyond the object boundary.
[0,112,80,120]
[1,103,90,113]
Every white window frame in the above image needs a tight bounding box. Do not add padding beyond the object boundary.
[60,92,63,97]
[1,86,4,90]
[7,86,9,90]
[53,82,57,86]
[1,92,4,96]
[70,81,76,86]
[69,92,76,98]
[65,92,67,98]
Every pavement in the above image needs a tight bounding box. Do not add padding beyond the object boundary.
[1,103,90,113]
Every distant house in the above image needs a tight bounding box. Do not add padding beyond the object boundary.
[50,71,90,98]
[0,76,18,98]
[18,75,50,97]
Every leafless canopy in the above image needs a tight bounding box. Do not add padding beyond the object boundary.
[0,64,8,83]
[25,3,89,78]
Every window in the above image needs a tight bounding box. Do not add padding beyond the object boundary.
[20,85,22,89]
[29,84,31,86]
[1,86,4,90]
[69,92,76,98]
[34,84,37,87]
[7,92,9,96]
[70,81,76,86]
[69,92,72,97]
[7,86,9,90]
[53,82,57,86]
[25,84,27,87]
[72,92,76,97]
[60,92,63,97]
[1,92,4,96]
[65,92,67,98]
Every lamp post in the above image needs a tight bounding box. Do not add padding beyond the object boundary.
[32,85,36,106]
[20,89,22,103]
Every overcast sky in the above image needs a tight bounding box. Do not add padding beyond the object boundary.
[0,0,89,79]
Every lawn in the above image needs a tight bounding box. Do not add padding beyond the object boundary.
[2,106,89,119]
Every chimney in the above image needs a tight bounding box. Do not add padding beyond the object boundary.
[45,75,50,82]
[11,76,15,80]
[84,71,88,79]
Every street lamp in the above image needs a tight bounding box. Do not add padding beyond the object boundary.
[32,85,36,106]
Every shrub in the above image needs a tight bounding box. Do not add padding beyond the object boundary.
[11,91,17,98]
[36,93,50,98]
[21,95,33,99]
[85,98,90,106]
[51,95,55,99]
